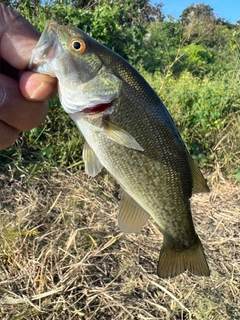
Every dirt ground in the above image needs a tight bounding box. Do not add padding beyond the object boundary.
[0,169,239,319]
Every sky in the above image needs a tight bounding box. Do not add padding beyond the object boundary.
[161,0,240,24]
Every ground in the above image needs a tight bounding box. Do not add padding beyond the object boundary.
[0,169,239,319]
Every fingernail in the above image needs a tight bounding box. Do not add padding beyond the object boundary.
[29,82,45,99]
[29,81,54,100]
[0,84,7,106]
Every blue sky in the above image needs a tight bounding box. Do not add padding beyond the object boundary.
[161,0,240,24]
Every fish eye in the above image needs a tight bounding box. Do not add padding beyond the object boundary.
[70,38,86,53]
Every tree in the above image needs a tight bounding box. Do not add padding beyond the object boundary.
[180,3,215,25]
[179,3,217,47]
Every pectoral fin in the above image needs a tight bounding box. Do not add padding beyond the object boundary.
[187,154,210,194]
[82,141,103,177]
[118,190,149,233]
[102,119,144,151]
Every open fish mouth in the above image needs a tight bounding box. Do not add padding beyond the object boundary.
[81,101,114,115]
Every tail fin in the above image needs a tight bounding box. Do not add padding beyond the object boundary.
[157,237,210,278]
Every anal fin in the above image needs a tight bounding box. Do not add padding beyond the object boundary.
[82,140,103,177]
[118,190,149,233]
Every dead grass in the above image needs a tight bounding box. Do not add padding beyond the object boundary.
[0,169,239,319]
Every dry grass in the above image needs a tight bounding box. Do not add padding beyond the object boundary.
[0,169,239,319]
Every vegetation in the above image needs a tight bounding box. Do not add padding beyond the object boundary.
[0,1,240,319]
[1,0,240,181]
[1,0,239,181]
[0,169,239,320]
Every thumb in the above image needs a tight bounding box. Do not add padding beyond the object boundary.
[19,71,58,101]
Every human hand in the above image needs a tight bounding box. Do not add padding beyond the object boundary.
[0,3,57,150]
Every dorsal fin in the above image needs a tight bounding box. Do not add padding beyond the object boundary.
[82,140,103,177]
[187,154,210,194]
[118,189,149,233]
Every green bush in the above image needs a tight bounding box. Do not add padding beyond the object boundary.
[142,70,240,171]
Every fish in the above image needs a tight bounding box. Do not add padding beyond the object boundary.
[29,20,210,278]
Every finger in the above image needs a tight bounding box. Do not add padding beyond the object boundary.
[20,71,58,101]
[0,3,40,69]
[0,74,48,131]
[0,120,19,150]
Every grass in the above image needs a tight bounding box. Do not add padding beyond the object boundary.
[0,168,239,319]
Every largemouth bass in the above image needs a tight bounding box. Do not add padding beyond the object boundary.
[29,21,210,278]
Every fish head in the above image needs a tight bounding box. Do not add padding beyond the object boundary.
[29,21,121,114]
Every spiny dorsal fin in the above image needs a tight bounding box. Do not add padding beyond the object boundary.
[157,236,210,278]
[187,154,210,194]
[101,119,144,151]
[82,140,103,177]
[118,189,149,233]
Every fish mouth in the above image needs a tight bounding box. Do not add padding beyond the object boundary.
[29,21,59,72]
[47,21,58,34]
[81,101,114,115]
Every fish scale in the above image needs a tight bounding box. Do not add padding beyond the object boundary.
[29,20,210,278]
